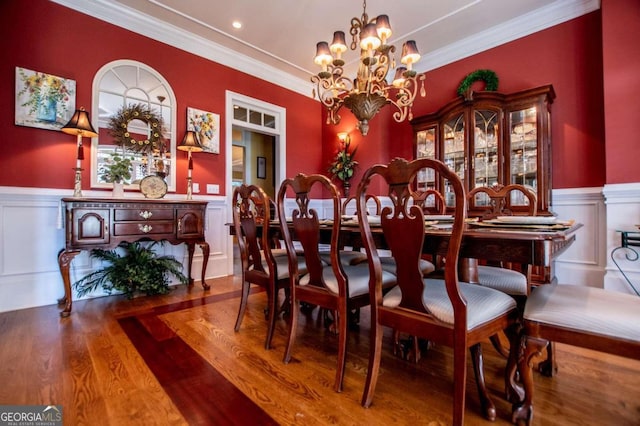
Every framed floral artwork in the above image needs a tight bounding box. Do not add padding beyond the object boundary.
[187,107,220,154]
[15,67,76,131]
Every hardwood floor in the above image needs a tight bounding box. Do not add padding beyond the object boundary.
[0,275,639,425]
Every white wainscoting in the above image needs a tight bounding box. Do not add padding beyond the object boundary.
[551,187,607,287]
[602,182,640,294]
[0,187,229,314]
[2,184,634,313]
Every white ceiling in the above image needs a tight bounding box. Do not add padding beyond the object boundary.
[54,0,599,97]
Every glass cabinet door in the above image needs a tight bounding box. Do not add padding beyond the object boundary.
[509,107,538,207]
[443,113,465,206]
[472,109,499,196]
[415,127,436,191]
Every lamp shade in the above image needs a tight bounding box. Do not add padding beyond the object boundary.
[178,130,204,152]
[375,15,392,42]
[330,31,347,54]
[314,41,333,66]
[401,40,421,66]
[360,23,381,50]
[392,67,407,88]
[61,108,98,137]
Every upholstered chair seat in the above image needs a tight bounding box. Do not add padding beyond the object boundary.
[300,262,396,298]
[524,284,640,340]
[383,279,517,328]
[379,257,436,277]
[512,284,640,425]
[319,250,368,267]
[476,265,528,296]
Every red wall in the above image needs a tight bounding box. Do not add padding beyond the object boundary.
[2,2,634,195]
[602,0,640,184]
[417,11,607,189]
[0,0,322,196]
[326,10,609,190]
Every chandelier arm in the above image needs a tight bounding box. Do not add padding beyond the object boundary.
[388,74,426,122]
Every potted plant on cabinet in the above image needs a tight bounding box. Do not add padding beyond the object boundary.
[101,152,132,197]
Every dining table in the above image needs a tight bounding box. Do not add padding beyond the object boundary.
[230,215,582,288]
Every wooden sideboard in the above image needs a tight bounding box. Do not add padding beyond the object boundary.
[58,197,210,317]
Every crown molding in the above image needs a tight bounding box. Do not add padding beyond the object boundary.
[415,0,600,74]
[50,0,312,97]
[52,0,599,99]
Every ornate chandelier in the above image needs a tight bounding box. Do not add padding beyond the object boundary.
[312,0,426,136]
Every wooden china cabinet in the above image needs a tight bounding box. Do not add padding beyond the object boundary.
[411,85,555,217]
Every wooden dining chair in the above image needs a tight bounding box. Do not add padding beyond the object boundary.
[357,158,520,425]
[342,194,381,216]
[467,184,538,298]
[411,188,447,215]
[277,173,397,392]
[511,284,640,425]
[467,184,537,358]
[232,184,307,350]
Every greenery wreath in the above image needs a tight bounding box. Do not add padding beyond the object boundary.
[108,103,165,154]
[457,69,499,96]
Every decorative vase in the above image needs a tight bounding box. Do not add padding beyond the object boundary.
[37,98,57,122]
[112,181,124,198]
[342,180,351,197]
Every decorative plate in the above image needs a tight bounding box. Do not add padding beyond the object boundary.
[495,216,558,224]
[139,175,167,199]
[424,215,454,221]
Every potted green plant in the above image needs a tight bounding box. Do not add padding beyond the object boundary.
[73,241,188,299]
[328,137,358,196]
[101,152,132,197]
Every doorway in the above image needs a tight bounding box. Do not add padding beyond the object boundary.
[232,128,276,199]
[225,91,286,275]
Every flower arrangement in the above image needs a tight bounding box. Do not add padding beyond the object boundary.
[329,139,358,182]
[101,153,133,184]
[189,112,216,144]
[16,68,72,119]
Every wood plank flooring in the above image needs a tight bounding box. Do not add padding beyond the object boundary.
[0,275,639,425]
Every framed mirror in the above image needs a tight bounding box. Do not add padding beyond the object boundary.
[91,60,176,191]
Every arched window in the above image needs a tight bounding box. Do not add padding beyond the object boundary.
[91,60,177,191]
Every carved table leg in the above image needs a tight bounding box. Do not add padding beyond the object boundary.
[198,241,210,289]
[57,249,80,318]
[459,258,479,283]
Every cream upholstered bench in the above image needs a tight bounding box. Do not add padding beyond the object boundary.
[511,284,640,424]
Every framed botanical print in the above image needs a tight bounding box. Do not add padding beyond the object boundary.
[15,67,76,131]
[187,107,220,154]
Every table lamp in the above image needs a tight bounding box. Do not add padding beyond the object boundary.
[61,107,98,197]
[178,130,204,200]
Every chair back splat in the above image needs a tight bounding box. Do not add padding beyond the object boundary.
[356,158,519,425]
[468,183,537,220]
